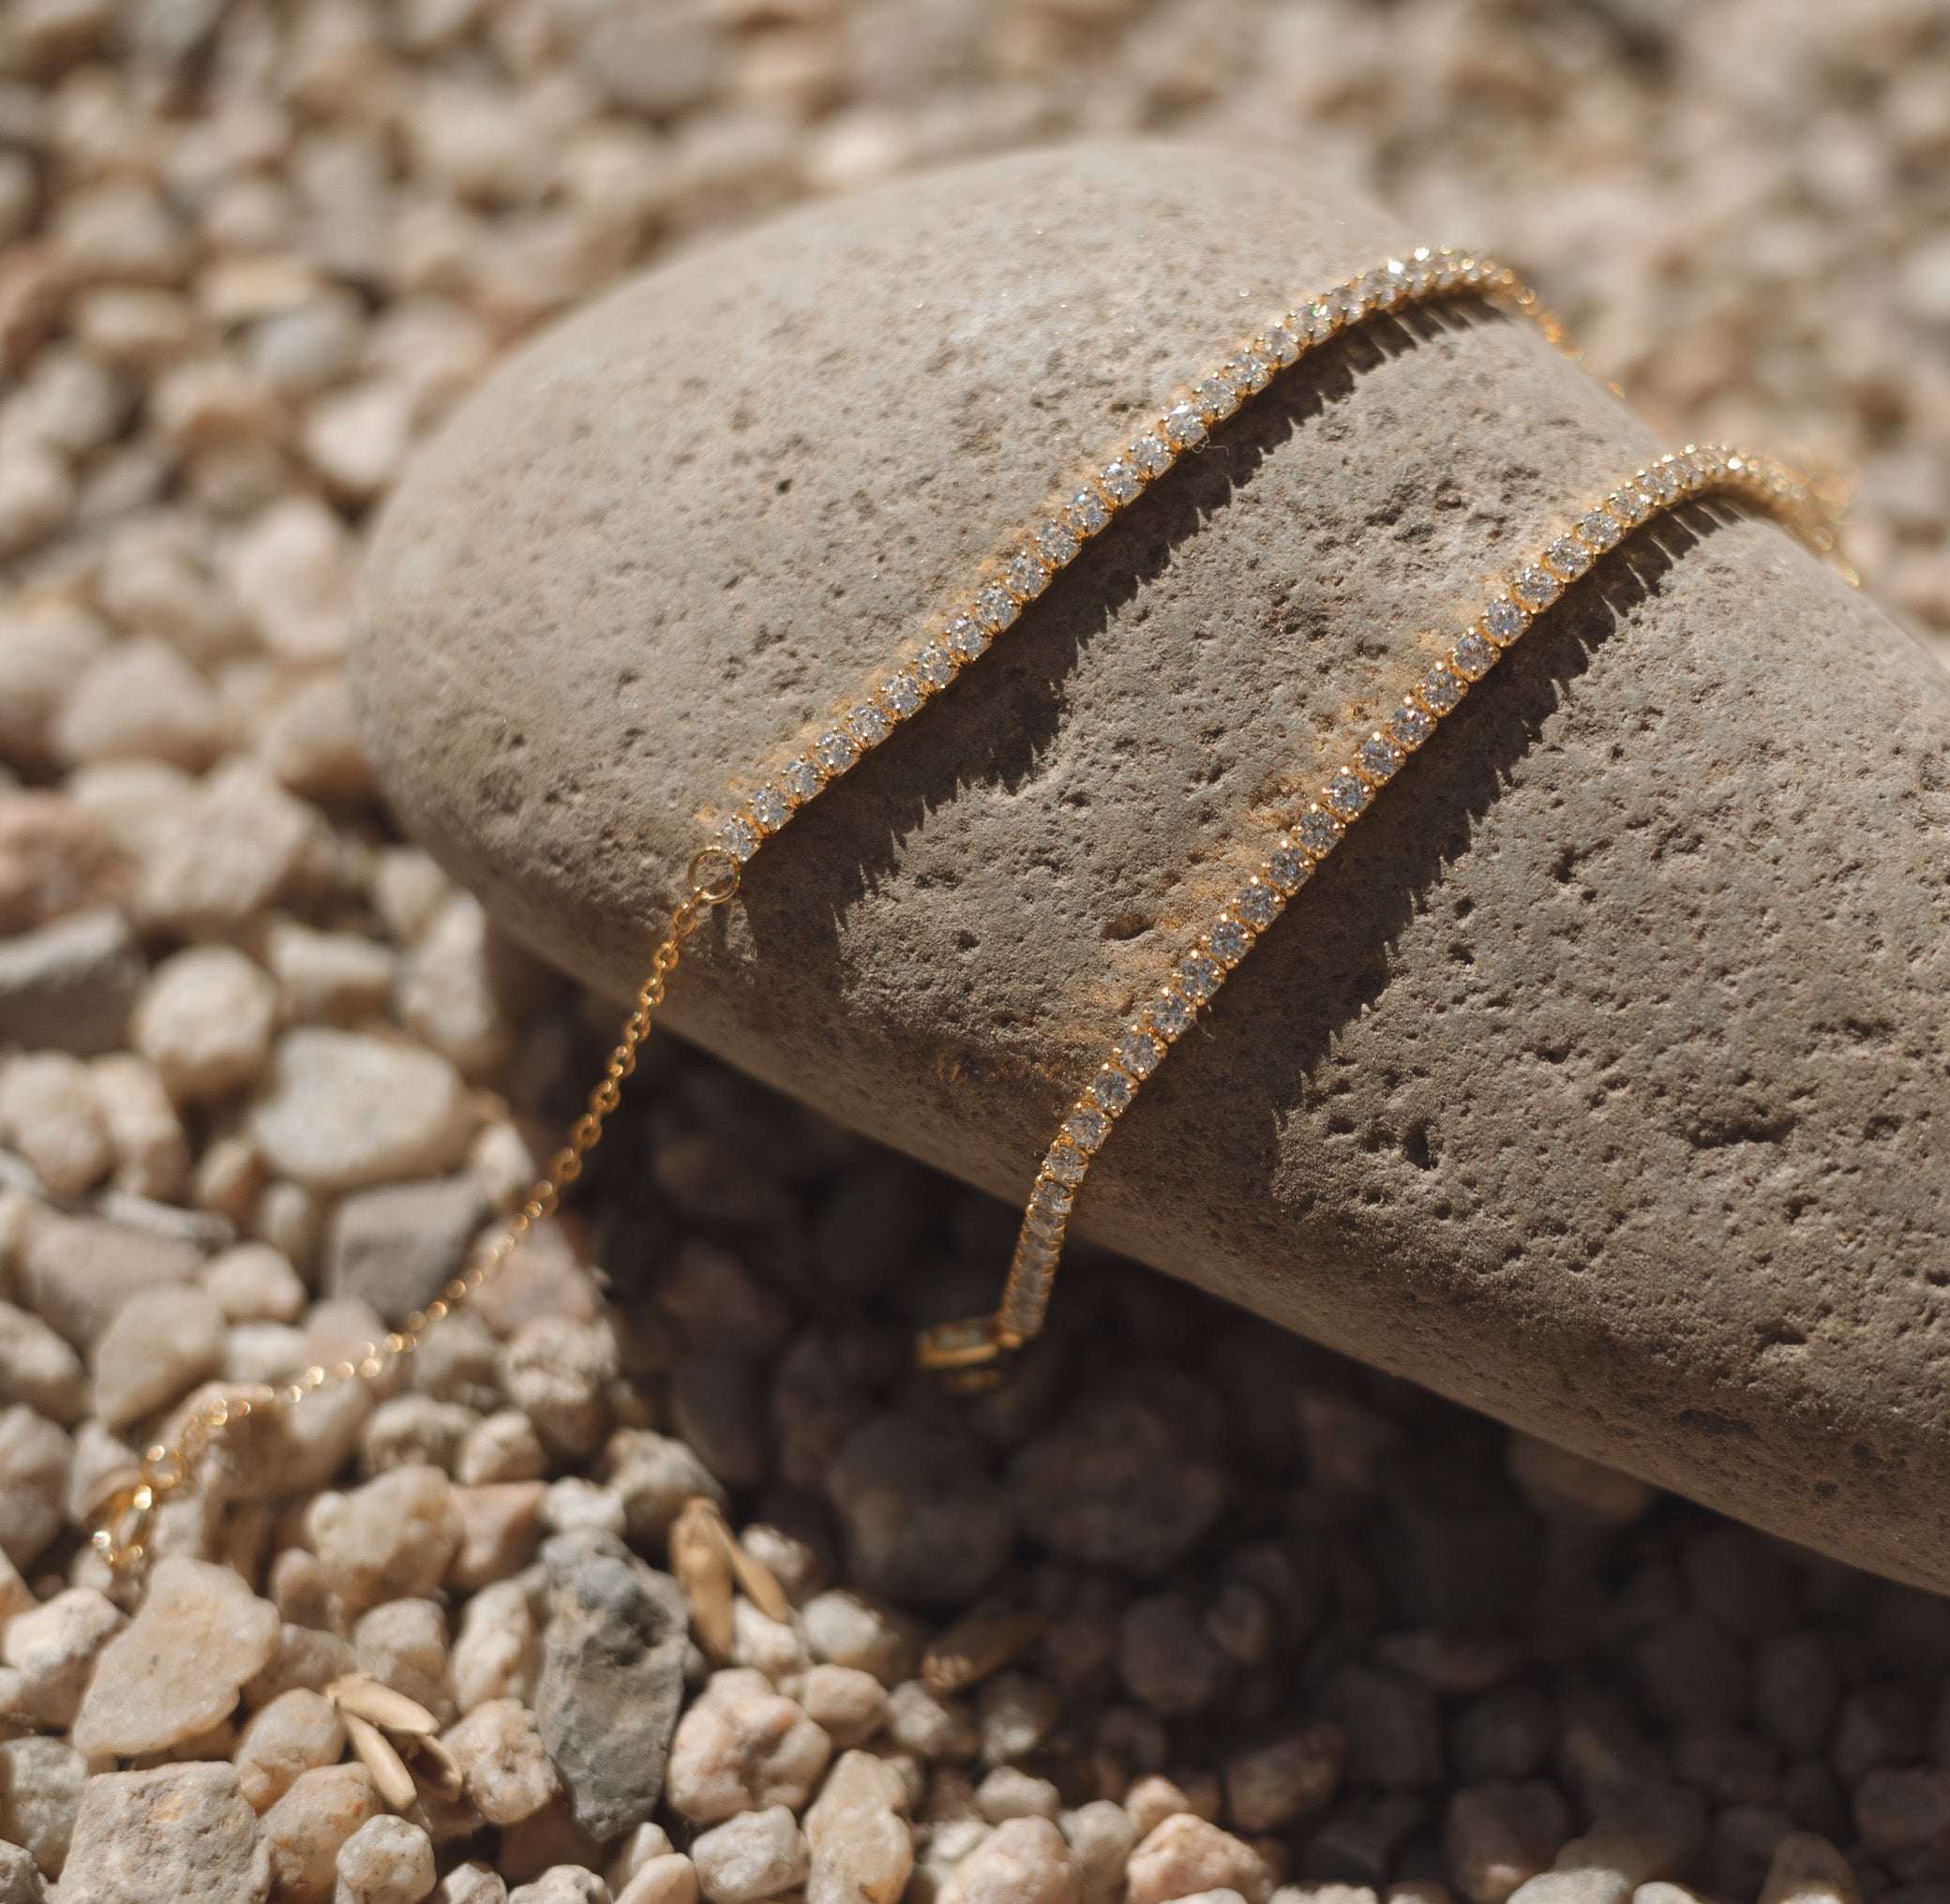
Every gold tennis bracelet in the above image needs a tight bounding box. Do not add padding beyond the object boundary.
[93,247,1838,1567]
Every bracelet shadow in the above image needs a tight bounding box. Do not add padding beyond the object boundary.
[731,292,1508,969]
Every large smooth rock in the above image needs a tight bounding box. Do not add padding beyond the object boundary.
[353,144,1950,1588]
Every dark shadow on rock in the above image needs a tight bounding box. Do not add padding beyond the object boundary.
[728,294,1515,969]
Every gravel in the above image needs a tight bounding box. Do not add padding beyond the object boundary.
[0,2,1943,1900]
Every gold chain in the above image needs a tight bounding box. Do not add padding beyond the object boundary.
[93,851,742,1574]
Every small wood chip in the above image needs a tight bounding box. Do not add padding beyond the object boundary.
[728,1528,792,1624]
[343,1707,418,1812]
[404,1732,465,1804]
[328,1673,439,1737]
[922,1601,1048,1694]
[670,1495,735,1660]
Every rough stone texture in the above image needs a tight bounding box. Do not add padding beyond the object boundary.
[534,1532,691,1840]
[56,1762,272,1904]
[353,142,1950,1588]
[70,1554,282,1756]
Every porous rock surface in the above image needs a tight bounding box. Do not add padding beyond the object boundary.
[354,145,1950,1586]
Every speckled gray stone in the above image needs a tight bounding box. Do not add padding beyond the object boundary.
[353,144,1950,1589]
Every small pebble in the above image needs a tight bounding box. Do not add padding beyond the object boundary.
[132,943,280,1104]
[335,1812,437,1904]
[689,1805,808,1904]
[666,1667,834,1824]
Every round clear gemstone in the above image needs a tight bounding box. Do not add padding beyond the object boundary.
[749,786,789,832]
[1338,281,1373,322]
[1545,535,1592,580]
[915,643,955,688]
[1358,733,1404,784]
[1178,951,1222,1003]
[814,729,857,775]
[1099,460,1141,503]
[1131,433,1171,478]
[1236,878,1280,929]
[972,585,1017,634]
[946,617,989,662]
[1265,840,1311,894]
[1044,1142,1088,1186]
[1113,1028,1162,1078]
[1451,632,1498,681]
[781,757,823,802]
[1326,769,1370,818]
[1207,917,1251,966]
[1388,700,1435,750]
[1302,298,1337,339]
[1192,377,1238,421]
[1002,553,1047,600]
[1418,665,1465,714]
[1142,986,1193,1040]
[1512,566,1562,612]
[880,671,923,718]
[1030,1176,1073,1215]
[848,701,890,748]
[1062,1104,1110,1153]
[1225,352,1271,394]
[1035,521,1080,568]
[1065,487,1110,534]
[1088,1067,1133,1116]
[1162,403,1207,449]
[1375,260,1412,305]
[1298,807,1342,858]
[1642,462,1678,502]
[1482,597,1526,645]
[1260,323,1299,366]
[719,816,758,862]
[1607,483,1652,525]
[1577,509,1623,552]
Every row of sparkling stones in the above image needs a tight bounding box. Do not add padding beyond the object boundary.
[996,444,1832,1340]
[707,247,1561,870]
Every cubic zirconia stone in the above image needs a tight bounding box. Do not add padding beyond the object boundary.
[1088,1067,1133,1116]
[1236,878,1280,929]
[916,643,955,688]
[1512,566,1562,612]
[1142,985,1194,1039]
[1099,460,1141,504]
[1265,839,1311,894]
[848,702,890,748]
[1003,553,1048,600]
[1192,376,1238,421]
[1642,462,1678,502]
[1376,260,1411,305]
[1459,253,1487,282]
[1225,352,1271,394]
[1061,1105,1110,1153]
[880,672,923,718]
[973,585,1018,633]
[1607,483,1651,525]
[1261,323,1299,366]
[1693,446,1729,480]
[1358,733,1404,784]
[1207,917,1251,966]
[1544,535,1592,580]
[1482,597,1526,645]
[814,729,857,775]
[1030,1176,1073,1215]
[1044,1142,1088,1186]
[1338,281,1372,322]
[1303,298,1337,339]
[946,617,989,662]
[1451,631,1498,681]
[782,757,823,802]
[1035,521,1079,568]
[749,786,789,832]
[1113,1028,1162,1078]
[1326,769,1370,818]
[1023,1206,1060,1243]
[1577,509,1623,552]
[1388,700,1435,750]
[1162,403,1206,449]
[720,815,758,861]
[1178,950,1222,1003]
[1131,433,1171,478]
[1065,486,1111,535]
[1418,664,1465,714]
[1298,806,1342,858]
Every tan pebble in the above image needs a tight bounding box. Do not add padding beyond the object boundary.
[262,673,374,800]
[397,891,521,1078]
[457,1408,548,1486]
[0,1404,73,1570]
[691,1805,808,1904]
[0,442,72,560]
[0,1299,85,1423]
[1505,1435,1658,1534]
[305,378,415,501]
[451,1576,540,1716]
[0,790,117,934]
[0,601,110,771]
[235,1687,348,1812]
[615,1852,698,1904]
[2,1583,124,1727]
[1758,1833,1860,1904]
[666,1666,833,1824]
[336,1811,436,1904]
[795,1663,890,1750]
[263,1762,382,1903]
[352,1597,454,1727]
[70,1552,281,1756]
[803,1748,913,1904]
[497,1317,617,1458]
[225,495,353,663]
[89,1052,191,1200]
[72,284,199,368]
[360,1394,479,1477]
[1125,1813,1274,1904]
[134,758,326,936]
[940,1815,1077,1904]
[308,1463,464,1612]
[443,1696,561,1825]
[202,1241,308,1324]
[132,942,280,1105]
[88,1281,227,1428]
[52,636,224,771]
[266,920,397,1027]
[0,1051,112,1196]
[53,179,191,288]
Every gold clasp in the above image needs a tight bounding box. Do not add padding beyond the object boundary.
[915,1313,1020,1393]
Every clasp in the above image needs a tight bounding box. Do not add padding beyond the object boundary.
[915,1313,1020,1392]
